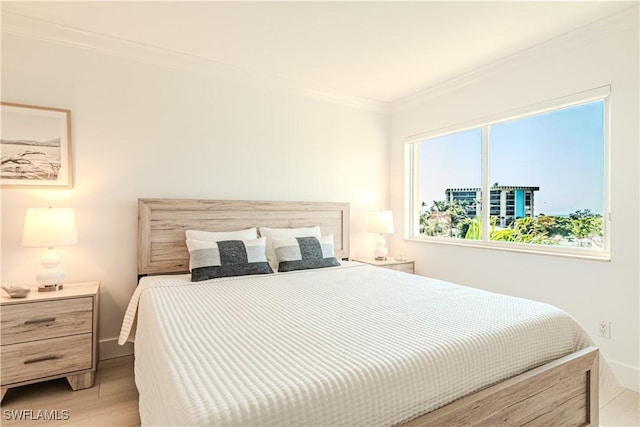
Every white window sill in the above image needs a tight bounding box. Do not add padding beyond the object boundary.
[405,235,611,262]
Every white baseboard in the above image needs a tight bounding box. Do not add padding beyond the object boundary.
[99,337,134,360]
[608,359,639,392]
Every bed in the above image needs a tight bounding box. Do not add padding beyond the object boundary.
[120,198,600,426]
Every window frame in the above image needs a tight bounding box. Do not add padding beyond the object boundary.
[404,86,611,261]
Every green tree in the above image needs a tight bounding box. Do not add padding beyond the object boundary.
[547,216,573,238]
[421,199,471,237]
[535,215,555,235]
[569,209,603,246]
[464,217,482,239]
[494,217,554,244]
[465,216,554,244]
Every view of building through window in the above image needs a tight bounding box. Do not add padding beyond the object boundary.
[413,99,606,251]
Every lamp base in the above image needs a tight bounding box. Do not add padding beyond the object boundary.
[36,248,65,287]
[374,234,389,261]
[38,284,64,292]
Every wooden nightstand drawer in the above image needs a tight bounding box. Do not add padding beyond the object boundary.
[1,333,93,386]
[1,297,93,345]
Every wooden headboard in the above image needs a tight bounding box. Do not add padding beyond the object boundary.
[138,198,350,275]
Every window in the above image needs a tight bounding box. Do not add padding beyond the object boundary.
[406,87,609,259]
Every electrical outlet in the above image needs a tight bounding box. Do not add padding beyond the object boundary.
[598,321,611,339]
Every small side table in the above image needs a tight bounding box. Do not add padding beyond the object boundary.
[1,281,99,402]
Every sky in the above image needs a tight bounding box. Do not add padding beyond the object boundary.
[1,109,61,142]
[419,100,605,216]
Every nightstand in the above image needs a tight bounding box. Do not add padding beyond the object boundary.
[1,281,99,402]
[353,258,415,274]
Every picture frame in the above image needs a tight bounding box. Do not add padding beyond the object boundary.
[1,102,72,188]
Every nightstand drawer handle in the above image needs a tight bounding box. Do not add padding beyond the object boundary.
[24,355,59,364]
[24,317,56,325]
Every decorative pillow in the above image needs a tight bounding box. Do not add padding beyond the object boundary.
[186,237,273,282]
[185,228,257,242]
[272,234,340,272]
[259,225,321,269]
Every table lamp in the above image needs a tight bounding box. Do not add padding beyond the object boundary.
[22,207,78,291]
[368,210,394,260]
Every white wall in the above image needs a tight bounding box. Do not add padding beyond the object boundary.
[389,9,639,391]
[1,33,389,357]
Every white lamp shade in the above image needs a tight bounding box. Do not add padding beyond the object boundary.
[22,207,78,248]
[368,210,394,234]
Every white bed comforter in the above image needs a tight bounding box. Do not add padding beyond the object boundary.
[119,262,594,426]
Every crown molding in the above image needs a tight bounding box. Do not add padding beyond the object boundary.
[391,4,639,113]
[1,11,388,114]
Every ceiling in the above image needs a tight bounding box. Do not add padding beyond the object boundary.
[1,1,635,104]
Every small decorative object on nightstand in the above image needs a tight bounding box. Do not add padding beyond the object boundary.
[1,284,31,298]
[0,281,99,402]
[353,258,415,274]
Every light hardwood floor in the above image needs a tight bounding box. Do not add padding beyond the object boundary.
[1,355,638,426]
[1,357,139,426]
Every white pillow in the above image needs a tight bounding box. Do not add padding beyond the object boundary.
[259,225,321,270]
[272,234,340,272]
[186,228,257,242]
[185,237,272,281]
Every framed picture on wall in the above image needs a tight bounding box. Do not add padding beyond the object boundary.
[1,102,72,188]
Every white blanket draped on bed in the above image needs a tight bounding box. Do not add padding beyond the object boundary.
[120,262,595,426]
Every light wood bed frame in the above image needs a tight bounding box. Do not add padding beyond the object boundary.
[138,198,599,426]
